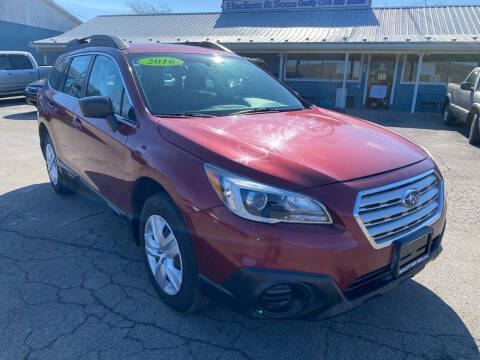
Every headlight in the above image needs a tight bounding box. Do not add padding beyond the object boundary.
[205,164,333,224]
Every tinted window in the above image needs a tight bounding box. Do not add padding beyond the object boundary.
[128,53,304,117]
[0,55,12,70]
[62,56,92,98]
[9,55,33,70]
[86,55,133,119]
[48,59,67,90]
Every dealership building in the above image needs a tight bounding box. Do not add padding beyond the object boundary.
[32,1,480,113]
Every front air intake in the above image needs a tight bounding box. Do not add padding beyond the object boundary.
[258,283,310,318]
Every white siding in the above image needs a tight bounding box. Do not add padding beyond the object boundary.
[0,0,80,32]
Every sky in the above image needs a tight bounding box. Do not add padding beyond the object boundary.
[55,0,480,21]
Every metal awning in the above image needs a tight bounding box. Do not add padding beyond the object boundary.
[31,6,480,52]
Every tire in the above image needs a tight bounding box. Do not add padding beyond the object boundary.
[468,112,480,145]
[43,135,73,195]
[443,103,456,126]
[139,192,207,312]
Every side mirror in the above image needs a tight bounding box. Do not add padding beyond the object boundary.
[460,82,473,91]
[79,96,118,132]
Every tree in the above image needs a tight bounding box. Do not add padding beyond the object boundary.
[125,0,171,15]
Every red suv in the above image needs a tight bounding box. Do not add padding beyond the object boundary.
[37,36,446,319]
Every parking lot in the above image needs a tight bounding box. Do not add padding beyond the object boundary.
[0,98,478,360]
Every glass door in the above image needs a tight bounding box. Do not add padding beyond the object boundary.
[366,55,397,109]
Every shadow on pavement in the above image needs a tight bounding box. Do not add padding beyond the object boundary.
[0,183,478,359]
[0,96,25,107]
[3,110,37,121]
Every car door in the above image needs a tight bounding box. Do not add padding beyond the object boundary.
[74,54,135,208]
[455,69,479,121]
[47,55,93,172]
[0,54,16,94]
[8,54,37,91]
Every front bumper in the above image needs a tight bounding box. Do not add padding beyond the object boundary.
[199,223,445,319]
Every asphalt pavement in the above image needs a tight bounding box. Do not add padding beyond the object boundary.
[0,97,478,359]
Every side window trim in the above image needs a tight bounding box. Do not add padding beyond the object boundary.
[58,58,72,93]
[81,54,97,99]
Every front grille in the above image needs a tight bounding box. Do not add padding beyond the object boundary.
[355,170,444,248]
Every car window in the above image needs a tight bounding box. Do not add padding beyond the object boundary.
[9,55,33,70]
[62,55,92,98]
[86,55,134,121]
[120,90,135,120]
[0,55,12,70]
[128,53,304,117]
[48,59,67,90]
[465,70,479,86]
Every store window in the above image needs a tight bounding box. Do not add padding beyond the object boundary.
[286,53,362,81]
[403,54,480,84]
[403,54,418,83]
[347,54,362,81]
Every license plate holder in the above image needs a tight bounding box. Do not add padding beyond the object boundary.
[393,228,432,277]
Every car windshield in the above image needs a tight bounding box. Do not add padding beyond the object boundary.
[127,53,305,117]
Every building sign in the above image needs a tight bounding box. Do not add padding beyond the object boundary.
[222,0,371,12]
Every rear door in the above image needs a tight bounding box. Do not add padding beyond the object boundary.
[74,54,135,207]
[47,55,93,172]
[8,54,37,91]
[0,55,16,94]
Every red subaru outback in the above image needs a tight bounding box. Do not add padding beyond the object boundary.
[37,36,446,319]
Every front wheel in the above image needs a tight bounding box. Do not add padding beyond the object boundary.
[443,103,456,126]
[468,113,480,145]
[139,192,207,312]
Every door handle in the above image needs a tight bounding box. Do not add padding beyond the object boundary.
[72,118,82,130]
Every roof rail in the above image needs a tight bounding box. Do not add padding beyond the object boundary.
[63,35,127,53]
[180,41,234,53]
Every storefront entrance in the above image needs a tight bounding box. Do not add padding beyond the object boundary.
[365,54,397,109]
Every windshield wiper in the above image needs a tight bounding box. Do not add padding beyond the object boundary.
[229,107,297,116]
[154,112,215,118]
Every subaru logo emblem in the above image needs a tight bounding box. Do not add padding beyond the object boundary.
[401,189,420,208]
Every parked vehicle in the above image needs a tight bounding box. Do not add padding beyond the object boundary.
[444,68,480,144]
[25,78,45,106]
[0,51,51,97]
[37,36,446,319]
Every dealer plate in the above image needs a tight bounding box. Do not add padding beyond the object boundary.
[395,231,432,276]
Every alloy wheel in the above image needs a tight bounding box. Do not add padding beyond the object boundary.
[45,143,59,185]
[144,215,183,295]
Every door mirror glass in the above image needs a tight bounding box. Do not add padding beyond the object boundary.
[79,96,118,132]
[460,82,473,91]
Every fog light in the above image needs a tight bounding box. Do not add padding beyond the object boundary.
[258,283,310,318]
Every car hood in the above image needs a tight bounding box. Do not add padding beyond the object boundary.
[28,79,45,87]
[156,107,427,189]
